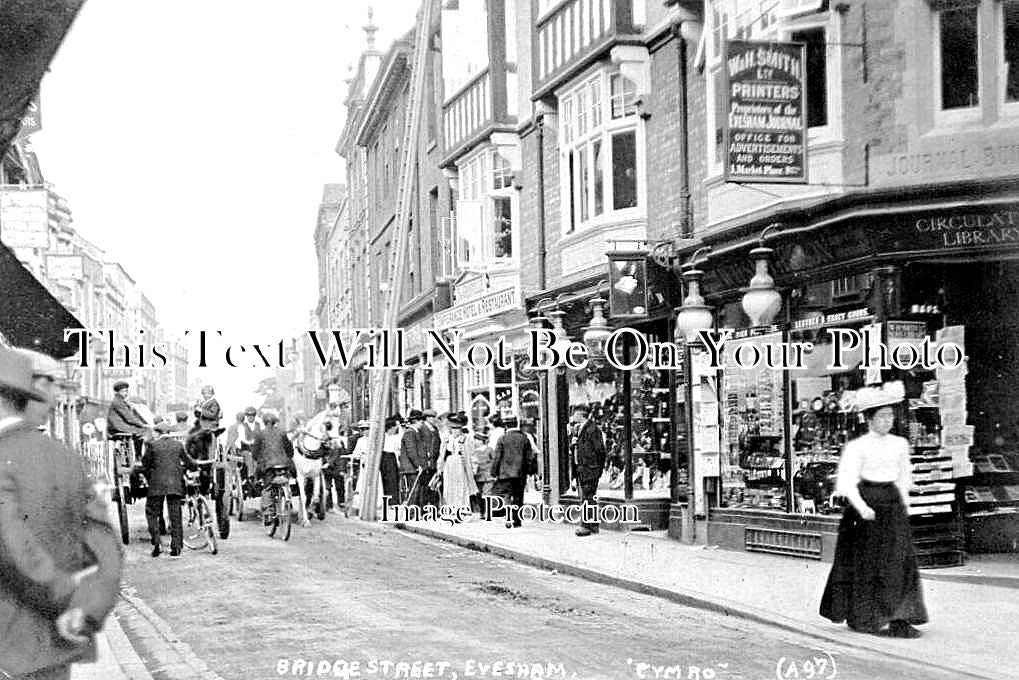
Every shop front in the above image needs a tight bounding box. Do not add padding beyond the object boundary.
[534,253,683,530]
[685,190,1019,561]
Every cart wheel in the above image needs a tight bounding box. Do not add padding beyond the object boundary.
[200,498,218,555]
[115,493,129,545]
[183,501,208,551]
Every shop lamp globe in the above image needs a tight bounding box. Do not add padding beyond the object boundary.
[547,309,573,358]
[741,246,782,327]
[581,296,613,363]
[674,267,714,342]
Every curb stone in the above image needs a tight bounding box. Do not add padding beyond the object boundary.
[119,588,226,680]
[393,522,997,680]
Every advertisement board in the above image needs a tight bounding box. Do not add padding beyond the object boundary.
[0,189,50,248]
[723,40,808,183]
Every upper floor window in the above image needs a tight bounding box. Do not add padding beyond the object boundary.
[454,146,518,270]
[937,5,980,111]
[1002,1,1019,105]
[559,69,642,234]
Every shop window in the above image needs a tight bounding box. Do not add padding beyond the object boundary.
[938,5,980,111]
[791,28,828,128]
[559,69,643,234]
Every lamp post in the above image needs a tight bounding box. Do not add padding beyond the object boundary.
[529,314,552,504]
[670,247,715,543]
[581,284,613,366]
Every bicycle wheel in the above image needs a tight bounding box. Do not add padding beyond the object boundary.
[279,484,292,541]
[199,497,218,555]
[183,499,208,550]
[266,486,279,538]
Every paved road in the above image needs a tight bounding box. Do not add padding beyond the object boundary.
[118,504,964,680]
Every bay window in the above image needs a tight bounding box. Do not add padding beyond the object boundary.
[560,69,642,234]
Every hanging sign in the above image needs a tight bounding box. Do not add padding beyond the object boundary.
[607,253,649,320]
[723,40,808,183]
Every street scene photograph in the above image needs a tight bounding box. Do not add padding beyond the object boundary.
[1,0,1018,679]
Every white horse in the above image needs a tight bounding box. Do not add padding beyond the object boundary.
[293,433,325,527]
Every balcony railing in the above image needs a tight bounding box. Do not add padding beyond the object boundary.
[534,0,646,95]
[443,68,493,158]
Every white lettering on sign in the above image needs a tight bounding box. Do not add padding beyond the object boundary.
[432,288,519,330]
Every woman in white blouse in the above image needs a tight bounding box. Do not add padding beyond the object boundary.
[820,382,928,638]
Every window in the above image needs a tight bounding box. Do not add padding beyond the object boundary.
[791,28,827,127]
[939,6,980,110]
[455,146,518,268]
[1003,2,1019,103]
[559,70,642,233]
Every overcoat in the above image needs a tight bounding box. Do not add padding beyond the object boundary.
[491,429,535,480]
[575,419,607,483]
[0,421,123,676]
[141,435,191,496]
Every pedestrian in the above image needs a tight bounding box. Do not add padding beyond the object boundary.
[436,412,477,513]
[380,416,402,506]
[490,415,536,527]
[0,346,123,680]
[572,404,606,536]
[399,410,427,505]
[487,413,505,451]
[416,408,442,507]
[251,412,295,526]
[351,419,383,509]
[471,430,494,513]
[141,421,193,558]
[13,347,63,433]
[820,381,927,638]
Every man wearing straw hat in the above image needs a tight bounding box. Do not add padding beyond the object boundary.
[0,346,123,679]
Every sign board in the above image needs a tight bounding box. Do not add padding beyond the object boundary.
[432,286,518,329]
[723,40,808,183]
[607,253,649,320]
[16,97,41,139]
[47,255,83,281]
[0,189,50,248]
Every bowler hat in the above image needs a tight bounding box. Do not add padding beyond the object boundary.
[0,347,48,402]
[447,413,469,427]
[854,381,905,413]
[408,409,424,421]
[113,381,130,392]
[244,406,257,416]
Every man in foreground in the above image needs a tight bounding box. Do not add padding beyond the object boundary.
[0,346,123,679]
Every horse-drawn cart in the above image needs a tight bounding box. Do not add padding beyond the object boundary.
[80,432,147,545]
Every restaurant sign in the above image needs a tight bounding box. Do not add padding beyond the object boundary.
[723,40,808,183]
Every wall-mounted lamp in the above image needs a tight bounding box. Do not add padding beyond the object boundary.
[674,247,714,343]
[581,281,612,364]
[741,224,783,327]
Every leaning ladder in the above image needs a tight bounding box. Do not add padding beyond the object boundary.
[358,0,434,521]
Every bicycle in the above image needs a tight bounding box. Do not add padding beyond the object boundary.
[223,450,248,522]
[263,465,294,541]
[182,459,219,555]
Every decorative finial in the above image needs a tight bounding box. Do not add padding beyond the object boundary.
[364,6,378,50]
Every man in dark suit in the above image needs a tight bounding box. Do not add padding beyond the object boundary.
[573,404,606,536]
[399,410,428,505]
[490,415,536,528]
[0,346,123,680]
[141,421,194,558]
[417,409,442,506]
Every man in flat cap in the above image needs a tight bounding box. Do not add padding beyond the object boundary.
[0,346,123,679]
[13,347,63,434]
[105,381,151,459]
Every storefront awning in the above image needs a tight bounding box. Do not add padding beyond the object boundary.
[0,241,82,358]
[0,1,86,155]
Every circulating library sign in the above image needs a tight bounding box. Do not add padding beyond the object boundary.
[723,40,808,184]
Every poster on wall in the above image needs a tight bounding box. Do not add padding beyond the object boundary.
[723,40,808,183]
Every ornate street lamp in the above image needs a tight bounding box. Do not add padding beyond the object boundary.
[673,248,714,342]
[581,283,612,365]
[741,224,783,327]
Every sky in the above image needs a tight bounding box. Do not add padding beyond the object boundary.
[30,0,420,411]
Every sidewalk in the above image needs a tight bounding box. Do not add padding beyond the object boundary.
[70,608,151,680]
[393,517,1019,680]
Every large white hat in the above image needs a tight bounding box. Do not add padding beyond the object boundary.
[854,381,905,413]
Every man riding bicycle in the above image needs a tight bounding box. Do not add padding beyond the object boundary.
[251,412,294,526]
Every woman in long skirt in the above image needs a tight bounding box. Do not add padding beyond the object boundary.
[437,413,478,511]
[820,382,928,638]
